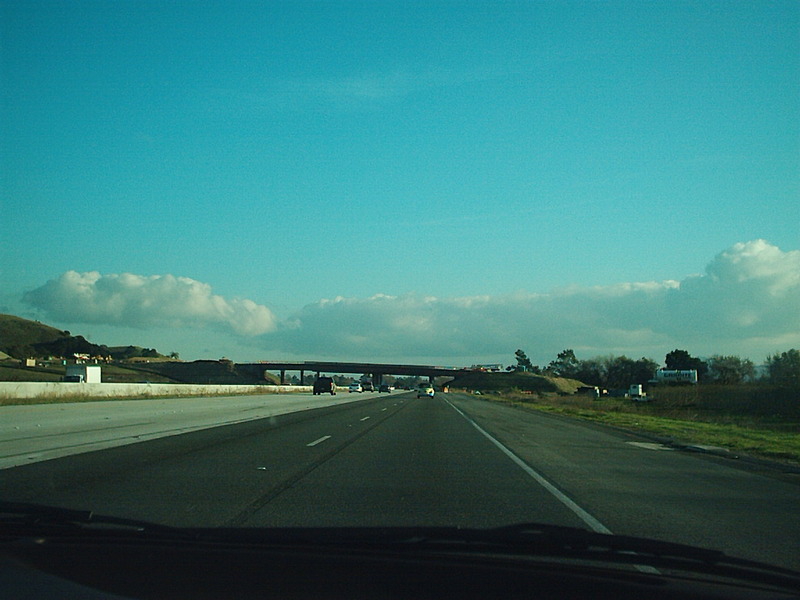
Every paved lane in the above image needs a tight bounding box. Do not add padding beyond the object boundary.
[1,391,797,571]
[0,392,379,468]
[0,394,405,526]
[448,394,800,571]
[243,392,586,528]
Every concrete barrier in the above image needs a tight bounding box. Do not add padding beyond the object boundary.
[0,382,312,400]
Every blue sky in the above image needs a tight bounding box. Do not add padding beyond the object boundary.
[2,1,798,367]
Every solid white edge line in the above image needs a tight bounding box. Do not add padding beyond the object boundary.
[306,435,331,447]
[444,399,611,534]
[445,399,660,574]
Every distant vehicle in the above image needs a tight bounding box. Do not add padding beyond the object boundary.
[577,386,601,399]
[313,376,336,395]
[417,383,434,398]
[65,364,101,383]
[652,369,698,385]
[628,384,647,401]
[361,380,374,392]
[378,383,392,393]
[348,382,363,393]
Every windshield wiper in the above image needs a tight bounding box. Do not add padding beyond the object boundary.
[195,523,800,590]
[484,522,724,560]
[413,523,800,590]
[192,521,721,561]
[0,501,192,539]
[3,507,798,591]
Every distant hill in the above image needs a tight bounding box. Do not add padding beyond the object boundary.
[126,360,280,385]
[107,346,170,361]
[0,314,164,360]
[0,314,66,347]
[447,370,586,394]
[0,314,286,385]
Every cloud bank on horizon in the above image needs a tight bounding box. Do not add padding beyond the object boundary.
[22,240,800,362]
[23,272,277,337]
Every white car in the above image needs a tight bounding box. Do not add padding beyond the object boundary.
[348,382,363,393]
[417,383,435,398]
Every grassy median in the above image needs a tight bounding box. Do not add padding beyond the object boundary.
[477,385,800,465]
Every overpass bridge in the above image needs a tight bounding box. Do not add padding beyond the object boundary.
[243,361,475,386]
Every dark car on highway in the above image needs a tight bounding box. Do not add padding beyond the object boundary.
[312,376,336,395]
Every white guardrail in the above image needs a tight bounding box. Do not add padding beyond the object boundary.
[0,382,312,400]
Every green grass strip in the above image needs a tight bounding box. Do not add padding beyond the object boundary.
[492,397,800,465]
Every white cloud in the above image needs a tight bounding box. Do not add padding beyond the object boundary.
[258,240,800,362]
[23,271,277,336]
[20,241,799,363]
[666,240,800,339]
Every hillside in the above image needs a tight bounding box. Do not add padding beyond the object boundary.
[0,315,283,385]
[0,314,66,351]
[0,363,178,384]
[0,314,164,360]
[448,370,586,394]
[122,360,280,385]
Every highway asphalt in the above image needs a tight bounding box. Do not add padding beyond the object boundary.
[1,392,798,571]
[0,393,378,469]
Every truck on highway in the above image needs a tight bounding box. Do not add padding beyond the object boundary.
[628,384,647,401]
[652,369,698,385]
[64,364,102,383]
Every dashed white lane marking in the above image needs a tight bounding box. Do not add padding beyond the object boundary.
[306,435,331,447]
[626,442,674,451]
[360,416,371,421]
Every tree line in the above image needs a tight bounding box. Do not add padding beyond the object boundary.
[512,348,800,388]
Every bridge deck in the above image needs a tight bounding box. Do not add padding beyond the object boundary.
[244,361,473,384]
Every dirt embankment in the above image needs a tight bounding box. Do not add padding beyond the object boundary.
[447,371,585,394]
[0,360,279,386]
[123,361,279,385]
